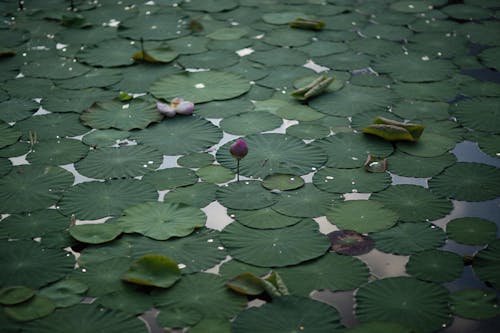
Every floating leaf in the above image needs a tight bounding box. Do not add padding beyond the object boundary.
[290,75,334,101]
[328,230,375,256]
[446,217,497,246]
[262,174,304,191]
[0,121,21,149]
[343,321,414,333]
[472,239,500,290]
[227,207,301,230]
[72,257,131,296]
[142,167,198,190]
[27,138,89,166]
[69,223,122,244]
[39,279,88,308]
[406,249,463,283]
[289,18,325,30]
[216,181,277,210]
[355,277,451,333]
[14,113,89,140]
[0,286,35,305]
[122,254,181,288]
[156,307,202,329]
[177,153,215,168]
[166,182,218,208]
[313,167,391,194]
[77,39,136,67]
[450,289,500,320]
[4,295,55,322]
[196,165,234,184]
[22,57,90,80]
[395,132,456,157]
[220,220,330,267]
[0,209,68,239]
[219,111,282,136]
[451,97,500,134]
[387,151,456,178]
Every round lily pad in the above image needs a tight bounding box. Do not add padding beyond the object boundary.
[216,181,277,210]
[142,167,198,190]
[248,48,308,67]
[219,111,282,136]
[82,129,130,148]
[96,285,156,315]
[77,39,136,67]
[371,222,446,255]
[232,295,343,333]
[313,167,391,194]
[39,279,88,308]
[80,98,163,131]
[326,200,399,234]
[349,38,403,56]
[195,99,254,118]
[0,157,12,177]
[343,321,414,333]
[392,100,450,121]
[0,286,35,305]
[311,132,394,168]
[181,0,238,13]
[0,240,74,288]
[227,207,301,229]
[0,165,73,213]
[41,87,115,114]
[150,71,250,104]
[130,116,222,155]
[452,97,500,133]
[262,12,308,25]
[69,223,122,244]
[355,277,451,333]
[55,68,122,90]
[450,289,500,320]
[328,230,375,256]
[220,220,330,267]
[14,113,90,140]
[472,239,500,290]
[442,3,492,20]
[4,294,55,322]
[272,184,341,218]
[116,201,206,240]
[22,57,90,80]
[446,217,497,245]
[23,303,148,333]
[393,80,459,102]
[264,28,313,47]
[154,273,246,320]
[216,134,327,179]
[0,98,39,123]
[429,162,500,201]
[196,165,234,183]
[276,104,326,122]
[0,121,21,149]
[121,254,181,288]
[178,50,239,70]
[157,307,203,329]
[276,252,370,296]
[387,151,456,178]
[177,152,215,168]
[406,249,464,283]
[390,1,433,13]
[59,179,158,220]
[395,132,456,157]
[371,184,452,222]
[361,24,413,41]
[286,123,330,140]
[165,182,218,208]
[27,138,89,166]
[0,209,68,239]
[262,174,304,191]
[75,145,163,180]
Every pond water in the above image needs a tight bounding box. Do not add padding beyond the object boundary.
[1,0,500,332]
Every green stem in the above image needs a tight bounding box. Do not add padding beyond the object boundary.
[237,159,240,182]
[140,37,145,60]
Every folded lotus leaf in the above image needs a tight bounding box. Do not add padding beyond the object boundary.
[362,124,416,142]
[372,116,425,139]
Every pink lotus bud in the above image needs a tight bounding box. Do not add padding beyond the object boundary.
[156,101,176,117]
[230,138,248,160]
[175,100,194,115]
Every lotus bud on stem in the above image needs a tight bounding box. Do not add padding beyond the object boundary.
[230,138,248,182]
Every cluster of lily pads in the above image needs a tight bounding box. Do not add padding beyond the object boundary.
[1,0,500,332]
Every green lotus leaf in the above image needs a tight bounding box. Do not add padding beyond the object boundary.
[313,167,391,194]
[75,145,163,180]
[156,307,203,329]
[4,294,55,322]
[69,223,122,244]
[23,304,148,333]
[390,1,433,13]
[392,100,450,121]
[442,3,493,20]
[276,252,370,296]
[0,240,75,288]
[372,184,452,222]
[316,51,372,71]
[387,151,456,178]
[429,162,500,201]
[286,123,330,140]
[130,116,222,155]
[264,27,313,47]
[349,38,403,56]
[154,273,246,320]
[343,321,414,333]
[226,272,266,296]
[446,217,497,245]
[142,167,198,190]
[177,50,239,70]
[361,23,413,41]
[81,129,130,148]
[27,138,89,166]
[0,157,12,177]
[219,260,270,281]
[195,99,254,118]
[227,207,301,230]
[96,285,155,315]
[220,220,330,267]
[41,87,115,114]
[77,39,137,67]
[407,32,468,58]
[248,48,308,67]
[182,0,238,13]
[216,134,327,179]
[0,121,21,149]
[262,12,308,25]
[14,113,89,140]
[0,209,68,239]
[0,98,39,123]
[298,40,350,57]
[450,289,500,320]
[116,201,206,240]
[393,80,459,101]
[371,222,446,255]
[451,97,500,133]
[472,239,500,290]
[276,104,326,123]
[165,182,218,208]
[80,98,162,131]
[232,295,343,333]
[0,286,35,305]
[59,179,158,220]
[55,68,122,90]
[0,165,73,213]
[350,73,393,88]
[150,71,250,104]
[177,152,215,168]
[22,57,90,80]
[262,173,304,191]
[196,165,234,184]
[406,249,464,283]
[39,279,88,308]
[355,277,451,333]
[121,254,181,288]
[216,181,277,210]
[219,111,282,136]
[326,200,398,234]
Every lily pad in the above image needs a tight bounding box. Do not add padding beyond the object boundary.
[313,167,391,194]
[177,152,215,168]
[165,182,218,208]
[0,165,73,213]
[216,181,277,210]
[472,239,500,290]
[69,223,122,244]
[81,129,130,148]
[27,138,89,166]
[77,39,136,67]
[451,97,500,133]
[393,80,459,102]
[219,111,282,136]
[450,289,500,320]
[142,167,198,190]
[446,217,497,245]
[220,219,330,267]
[361,24,413,41]
[442,3,492,20]
[150,71,250,104]
[343,321,414,333]
[286,123,330,140]
[72,257,131,296]
[372,185,452,222]
[429,162,500,201]
[406,249,464,283]
[326,200,398,234]
[392,100,450,122]
[59,179,158,220]
[0,240,74,288]
[328,230,375,256]
[122,254,181,288]
[116,201,206,240]
[157,307,203,329]
[262,174,304,191]
[196,165,234,183]
[130,116,222,155]
[75,145,163,180]
[355,277,451,333]
[227,207,301,230]
[80,98,163,131]
[14,113,89,140]
[4,294,55,322]
[178,50,239,70]
[232,295,343,333]
[216,134,327,179]
[0,209,69,239]
[0,98,39,123]
[195,99,254,118]
[371,222,446,255]
[0,286,35,305]
[39,279,88,308]
[390,1,433,13]
[55,68,122,90]
[0,121,21,149]
[276,252,370,296]
[387,151,456,178]
[22,57,90,80]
